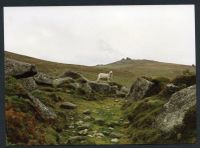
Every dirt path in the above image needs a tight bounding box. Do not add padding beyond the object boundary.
[57,96,131,144]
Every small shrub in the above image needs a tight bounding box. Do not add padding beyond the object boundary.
[5,76,28,97]
[182,69,193,76]
[145,77,170,98]
[171,74,196,87]
[6,106,46,145]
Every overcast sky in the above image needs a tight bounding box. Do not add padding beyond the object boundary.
[4,5,195,66]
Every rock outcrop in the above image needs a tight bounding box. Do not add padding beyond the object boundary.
[27,92,57,121]
[34,72,53,85]
[5,58,37,78]
[160,83,180,98]
[20,77,38,92]
[52,77,74,88]
[127,77,154,101]
[88,81,112,95]
[156,85,196,132]
[60,70,88,82]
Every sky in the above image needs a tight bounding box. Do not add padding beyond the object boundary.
[4,5,195,66]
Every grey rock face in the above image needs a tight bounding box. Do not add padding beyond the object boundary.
[161,83,180,97]
[52,77,73,88]
[77,123,91,130]
[20,77,38,92]
[156,85,196,132]
[60,70,88,82]
[27,92,57,121]
[127,77,154,100]
[60,102,77,109]
[77,82,92,95]
[88,81,111,94]
[5,58,37,78]
[34,72,53,85]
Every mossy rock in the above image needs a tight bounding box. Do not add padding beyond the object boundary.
[171,74,196,87]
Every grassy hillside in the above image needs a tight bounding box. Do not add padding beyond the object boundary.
[5,51,196,145]
[5,51,195,88]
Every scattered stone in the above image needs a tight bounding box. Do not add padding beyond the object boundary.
[83,109,91,115]
[67,136,86,144]
[75,120,84,126]
[83,115,93,121]
[111,138,119,143]
[114,99,119,102]
[77,123,91,130]
[68,125,74,129]
[95,133,105,137]
[108,127,114,131]
[95,118,105,125]
[78,129,88,136]
[102,130,110,136]
[110,132,123,138]
[87,135,94,138]
[107,121,120,127]
[60,102,77,109]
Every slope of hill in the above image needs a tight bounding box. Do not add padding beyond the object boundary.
[4,51,196,145]
[5,51,195,88]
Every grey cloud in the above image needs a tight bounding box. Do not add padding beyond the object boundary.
[4,5,195,66]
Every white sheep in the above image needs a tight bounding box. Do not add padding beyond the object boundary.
[96,71,113,82]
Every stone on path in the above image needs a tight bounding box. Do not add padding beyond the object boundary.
[78,129,88,136]
[67,136,86,144]
[110,132,123,138]
[60,102,77,109]
[83,109,91,115]
[77,123,91,130]
[111,138,119,143]
[95,118,105,125]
